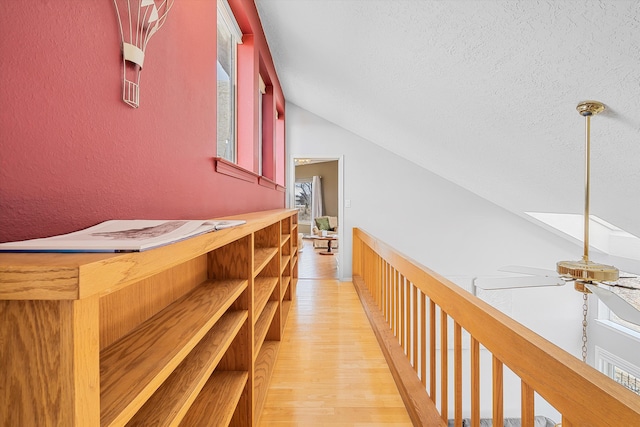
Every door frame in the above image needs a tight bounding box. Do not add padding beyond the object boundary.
[288,155,345,280]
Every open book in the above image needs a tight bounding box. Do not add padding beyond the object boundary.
[0,219,246,253]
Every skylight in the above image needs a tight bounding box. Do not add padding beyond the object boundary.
[525,212,640,261]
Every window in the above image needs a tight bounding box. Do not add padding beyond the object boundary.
[217,0,242,162]
[597,347,640,396]
[295,179,312,224]
[258,75,266,175]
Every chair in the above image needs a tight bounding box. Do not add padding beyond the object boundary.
[311,216,338,249]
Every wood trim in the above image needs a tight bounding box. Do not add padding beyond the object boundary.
[213,157,284,192]
[258,176,277,189]
[353,275,447,427]
[214,156,258,183]
[0,209,297,300]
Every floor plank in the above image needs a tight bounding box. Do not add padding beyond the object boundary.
[258,279,412,426]
[298,239,338,280]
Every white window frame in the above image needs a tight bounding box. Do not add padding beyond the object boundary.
[595,346,640,395]
[294,178,313,225]
[217,0,242,162]
[258,74,266,175]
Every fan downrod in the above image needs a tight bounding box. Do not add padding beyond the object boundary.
[556,100,619,289]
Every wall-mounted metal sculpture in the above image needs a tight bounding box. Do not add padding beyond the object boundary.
[113,0,174,108]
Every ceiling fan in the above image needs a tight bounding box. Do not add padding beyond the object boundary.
[474,101,640,333]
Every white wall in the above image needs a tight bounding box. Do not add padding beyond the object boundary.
[286,103,602,419]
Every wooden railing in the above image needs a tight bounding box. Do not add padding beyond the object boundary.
[352,228,640,427]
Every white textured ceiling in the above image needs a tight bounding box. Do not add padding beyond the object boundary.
[256,0,640,238]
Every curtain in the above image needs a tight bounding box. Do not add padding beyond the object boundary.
[310,175,323,229]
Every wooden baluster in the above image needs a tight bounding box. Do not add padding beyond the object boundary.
[493,355,504,427]
[412,284,418,373]
[405,280,410,359]
[400,275,405,351]
[430,299,437,402]
[390,269,395,338]
[378,259,383,308]
[441,309,448,424]
[421,292,427,388]
[454,322,462,427]
[471,337,480,427]
[375,257,380,306]
[383,263,388,322]
[371,248,375,293]
[521,381,535,427]
[394,272,399,340]
[352,232,360,277]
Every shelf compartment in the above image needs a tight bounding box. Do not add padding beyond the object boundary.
[253,247,278,276]
[126,309,247,426]
[281,300,292,330]
[100,279,248,427]
[281,276,291,300]
[280,255,290,274]
[179,370,248,427]
[280,233,290,248]
[254,277,278,320]
[253,341,280,422]
[254,301,278,354]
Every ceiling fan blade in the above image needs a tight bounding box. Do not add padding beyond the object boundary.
[584,283,640,326]
[474,275,565,290]
[499,265,560,277]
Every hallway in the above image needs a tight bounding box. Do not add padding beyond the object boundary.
[257,276,412,425]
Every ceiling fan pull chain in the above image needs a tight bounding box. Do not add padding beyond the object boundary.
[582,292,589,363]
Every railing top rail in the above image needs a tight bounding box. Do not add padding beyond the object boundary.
[353,227,640,426]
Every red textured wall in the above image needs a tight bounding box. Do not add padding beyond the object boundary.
[0,1,285,243]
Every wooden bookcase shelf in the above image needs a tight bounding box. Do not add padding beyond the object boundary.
[253,340,280,421]
[100,279,248,427]
[254,301,279,352]
[281,276,291,299]
[253,247,278,275]
[180,370,249,427]
[127,310,247,426]
[0,209,298,427]
[254,276,278,319]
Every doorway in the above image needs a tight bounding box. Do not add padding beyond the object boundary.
[292,157,341,279]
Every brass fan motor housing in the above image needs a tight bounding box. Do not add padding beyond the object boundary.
[556,259,619,283]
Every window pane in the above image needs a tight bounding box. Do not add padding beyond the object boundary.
[217,17,235,162]
[295,181,312,223]
[614,366,640,395]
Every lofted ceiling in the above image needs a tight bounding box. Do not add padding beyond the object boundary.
[255,0,640,241]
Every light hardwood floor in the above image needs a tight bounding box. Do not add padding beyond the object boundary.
[297,238,339,279]
[258,278,412,426]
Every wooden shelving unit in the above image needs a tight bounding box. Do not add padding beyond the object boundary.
[0,209,299,427]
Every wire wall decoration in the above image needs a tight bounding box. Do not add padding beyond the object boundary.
[113,0,175,108]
